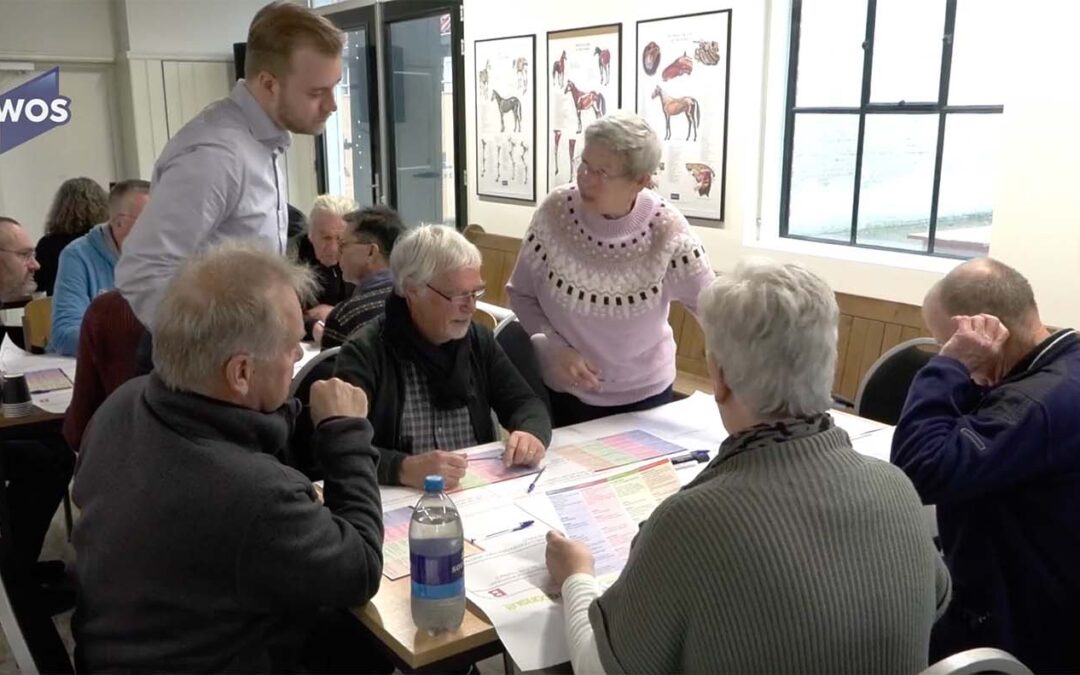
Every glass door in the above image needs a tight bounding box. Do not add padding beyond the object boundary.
[383,1,465,228]
[319,5,381,207]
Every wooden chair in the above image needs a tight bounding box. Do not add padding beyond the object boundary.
[473,307,498,331]
[21,297,51,353]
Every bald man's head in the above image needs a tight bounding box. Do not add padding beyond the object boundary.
[924,258,1040,343]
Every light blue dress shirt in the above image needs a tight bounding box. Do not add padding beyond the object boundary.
[115,81,291,327]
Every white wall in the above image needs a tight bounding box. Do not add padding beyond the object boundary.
[121,0,269,58]
[0,0,116,61]
[464,0,1080,330]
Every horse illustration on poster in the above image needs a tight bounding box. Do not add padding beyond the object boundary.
[491,90,522,132]
[513,57,529,94]
[551,50,567,88]
[564,81,606,133]
[651,85,700,141]
[594,47,611,86]
[478,60,491,99]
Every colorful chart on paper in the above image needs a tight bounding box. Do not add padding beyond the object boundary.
[24,368,72,394]
[381,506,482,580]
[456,447,542,492]
[555,430,686,472]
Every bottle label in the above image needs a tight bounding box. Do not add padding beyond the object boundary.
[410,550,464,600]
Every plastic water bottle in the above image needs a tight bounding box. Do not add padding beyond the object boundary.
[410,475,466,634]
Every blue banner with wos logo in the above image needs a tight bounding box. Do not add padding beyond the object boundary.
[0,67,71,155]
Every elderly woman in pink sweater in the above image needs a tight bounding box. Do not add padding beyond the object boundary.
[507,112,714,426]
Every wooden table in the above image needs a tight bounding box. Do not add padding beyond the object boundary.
[353,575,501,672]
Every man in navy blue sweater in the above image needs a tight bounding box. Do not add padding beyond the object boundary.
[893,258,1080,672]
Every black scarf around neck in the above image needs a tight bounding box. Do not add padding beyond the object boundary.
[383,293,473,410]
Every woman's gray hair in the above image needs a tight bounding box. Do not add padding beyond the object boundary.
[698,258,839,418]
[390,225,481,295]
[153,240,316,393]
[584,111,663,179]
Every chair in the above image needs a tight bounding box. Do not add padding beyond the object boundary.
[473,307,498,331]
[493,314,551,416]
[919,648,1033,675]
[21,297,51,353]
[288,347,341,481]
[854,337,939,425]
[0,573,37,674]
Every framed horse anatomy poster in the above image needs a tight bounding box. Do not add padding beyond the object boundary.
[546,23,621,192]
[475,34,536,202]
[636,10,731,221]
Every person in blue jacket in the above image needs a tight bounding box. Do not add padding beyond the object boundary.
[49,180,149,356]
[892,257,1080,673]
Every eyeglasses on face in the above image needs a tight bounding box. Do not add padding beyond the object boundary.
[576,158,627,182]
[0,248,36,263]
[426,284,485,305]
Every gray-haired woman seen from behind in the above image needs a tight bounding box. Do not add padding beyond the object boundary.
[545,257,951,674]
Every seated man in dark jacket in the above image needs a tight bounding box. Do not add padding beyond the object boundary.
[289,194,356,336]
[72,242,386,673]
[335,225,552,489]
[892,257,1080,672]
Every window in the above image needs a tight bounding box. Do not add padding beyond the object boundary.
[780,0,1004,258]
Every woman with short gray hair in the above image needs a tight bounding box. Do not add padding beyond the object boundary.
[508,111,714,426]
[546,258,950,673]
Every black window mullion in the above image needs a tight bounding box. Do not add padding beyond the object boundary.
[778,0,803,238]
[927,0,958,256]
[849,0,877,246]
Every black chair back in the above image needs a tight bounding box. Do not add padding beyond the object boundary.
[856,338,939,425]
[494,318,552,416]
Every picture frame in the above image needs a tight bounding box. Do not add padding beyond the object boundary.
[636,10,731,221]
[475,34,537,202]
[546,23,622,193]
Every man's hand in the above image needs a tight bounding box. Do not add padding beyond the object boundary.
[503,431,546,467]
[399,451,468,490]
[552,347,601,392]
[309,378,369,426]
[940,314,1010,386]
[545,530,595,587]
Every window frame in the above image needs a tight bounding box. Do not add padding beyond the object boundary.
[778,0,1004,258]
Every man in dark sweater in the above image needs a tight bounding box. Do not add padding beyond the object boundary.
[72,243,386,673]
[289,194,356,337]
[319,205,406,349]
[335,225,551,488]
[0,217,76,672]
[893,258,1080,672]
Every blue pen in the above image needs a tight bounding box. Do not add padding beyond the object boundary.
[470,520,535,544]
[526,467,547,493]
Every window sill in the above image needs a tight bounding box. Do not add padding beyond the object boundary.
[747,235,964,275]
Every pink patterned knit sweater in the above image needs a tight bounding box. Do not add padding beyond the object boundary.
[507,184,715,407]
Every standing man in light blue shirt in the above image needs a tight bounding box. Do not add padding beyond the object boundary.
[116,1,344,332]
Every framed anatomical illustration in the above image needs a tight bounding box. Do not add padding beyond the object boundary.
[546,23,622,193]
[636,10,731,221]
[475,34,536,202]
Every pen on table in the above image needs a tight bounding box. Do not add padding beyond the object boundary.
[469,520,535,544]
[526,466,547,493]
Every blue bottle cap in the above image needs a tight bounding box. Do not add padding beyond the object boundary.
[424,475,444,493]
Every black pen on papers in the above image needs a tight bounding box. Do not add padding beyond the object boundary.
[526,467,547,493]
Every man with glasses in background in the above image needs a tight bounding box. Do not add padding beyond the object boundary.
[0,216,76,671]
[334,225,552,489]
[318,205,407,349]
